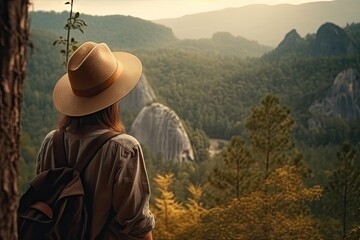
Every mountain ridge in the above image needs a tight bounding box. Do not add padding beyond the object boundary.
[153,0,360,46]
[30,11,271,58]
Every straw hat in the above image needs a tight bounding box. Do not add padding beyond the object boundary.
[52,41,142,116]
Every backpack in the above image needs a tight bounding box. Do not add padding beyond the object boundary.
[18,130,119,240]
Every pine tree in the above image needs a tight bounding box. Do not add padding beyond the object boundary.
[245,94,297,179]
[0,0,29,238]
[204,166,323,240]
[206,136,255,205]
[325,143,360,238]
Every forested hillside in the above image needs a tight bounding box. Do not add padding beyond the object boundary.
[29,11,271,57]
[30,11,177,49]
[21,11,360,239]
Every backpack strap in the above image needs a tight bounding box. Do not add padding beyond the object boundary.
[53,130,120,173]
[72,131,120,173]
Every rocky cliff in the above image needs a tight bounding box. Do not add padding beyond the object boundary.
[130,103,194,162]
[309,22,357,57]
[272,29,305,56]
[308,68,360,127]
[121,74,157,114]
[277,29,304,51]
[267,22,358,60]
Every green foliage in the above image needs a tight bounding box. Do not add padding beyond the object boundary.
[30,11,177,50]
[184,122,210,162]
[203,94,316,219]
[206,136,256,205]
[137,47,248,138]
[19,132,38,193]
[53,0,87,65]
[323,143,360,238]
[20,12,360,239]
[22,29,63,148]
[300,143,340,186]
[246,95,297,178]
[203,166,323,240]
[166,31,272,58]
[345,22,360,54]
[28,12,360,142]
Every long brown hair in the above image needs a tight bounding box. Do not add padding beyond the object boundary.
[58,102,125,133]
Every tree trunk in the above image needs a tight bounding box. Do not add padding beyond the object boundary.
[0,0,29,239]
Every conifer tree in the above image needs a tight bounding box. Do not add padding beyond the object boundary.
[0,0,29,238]
[204,166,323,240]
[245,94,297,179]
[152,173,185,240]
[206,136,254,205]
[325,143,360,238]
[178,184,207,240]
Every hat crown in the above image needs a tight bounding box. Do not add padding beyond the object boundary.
[68,42,122,94]
[52,41,142,116]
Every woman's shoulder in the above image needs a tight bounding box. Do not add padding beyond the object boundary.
[110,133,141,150]
[41,129,141,152]
[40,130,57,146]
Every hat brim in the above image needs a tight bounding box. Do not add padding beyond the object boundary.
[52,52,142,116]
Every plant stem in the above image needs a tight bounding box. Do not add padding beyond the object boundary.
[66,0,73,64]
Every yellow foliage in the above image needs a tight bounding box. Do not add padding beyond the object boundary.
[152,173,185,239]
[201,166,324,240]
[151,167,323,239]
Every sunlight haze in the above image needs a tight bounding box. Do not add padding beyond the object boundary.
[30,0,334,20]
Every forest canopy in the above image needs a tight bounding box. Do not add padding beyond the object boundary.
[21,12,360,239]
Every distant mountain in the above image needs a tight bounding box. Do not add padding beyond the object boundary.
[30,11,177,50]
[153,0,360,47]
[165,31,272,57]
[264,22,358,59]
[277,29,304,51]
[30,11,270,58]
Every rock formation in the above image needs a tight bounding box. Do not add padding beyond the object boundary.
[120,74,157,114]
[120,73,195,162]
[309,22,357,57]
[130,103,194,162]
[276,29,304,51]
[308,68,360,127]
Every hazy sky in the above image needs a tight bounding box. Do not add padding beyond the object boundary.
[30,0,334,20]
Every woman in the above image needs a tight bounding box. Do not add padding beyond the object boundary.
[36,41,155,239]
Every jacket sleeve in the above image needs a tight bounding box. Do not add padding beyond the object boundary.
[35,130,56,174]
[103,142,155,240]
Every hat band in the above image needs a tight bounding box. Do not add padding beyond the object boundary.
[72,63,122,97]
